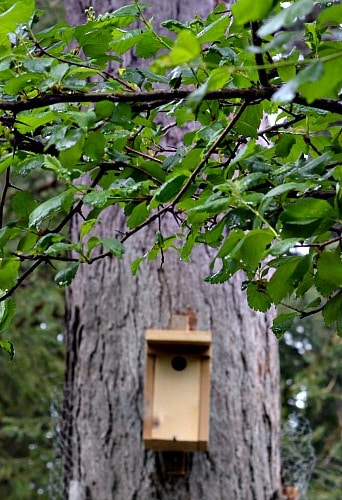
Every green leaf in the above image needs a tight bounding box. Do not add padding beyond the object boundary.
[97,3,148,27]
[83,189,113,209]
[272,313,297,339]
[153,175,187,204]
[135,31,169,58]
[322,294,342,336]
[0,339,15,360]
[16,111,57,134]
[268,238,299,256]
[11,191,37,219]
[43,155,69,178]
[217,229,245,259]
[15,155,44,175]
[126,201,149,229]
[84,131,107,161]
[0,0,35,48]
[187,194,231,216]
[316,251,342,288]
[246,282,273,312]
[317,4,342,28]
[197,13,230,43]
[300,58,342,102]
[206,67,230,91]
[235,104,263,139]
[258,0,314,37]
[99,237,124,257]
[80,219,97,240]
[232,0,274,25]
[205,257,242,284]
[0,297,16,332]
[131,256,145,275]
[273,60,323,103]
[234,229,274,270]
[169,30,201,65]
[0,259,20,290]
[29,190,74,229]
[267,256,302,304]
[54,263,79,287]
[280,199,336,225]
[264,182,306,199]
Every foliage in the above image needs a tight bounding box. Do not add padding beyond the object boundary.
[280,302,342,498]
[0,0,342,354]
[0,266,64,499]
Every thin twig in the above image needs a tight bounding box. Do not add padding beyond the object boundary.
[0,166,10,227]
[172,101,249,206]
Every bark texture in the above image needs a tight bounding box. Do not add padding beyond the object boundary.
[64,1,282,499]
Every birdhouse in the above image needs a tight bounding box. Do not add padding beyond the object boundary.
[143,316,211,452]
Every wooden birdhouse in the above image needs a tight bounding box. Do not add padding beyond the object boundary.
[143,315,211,452]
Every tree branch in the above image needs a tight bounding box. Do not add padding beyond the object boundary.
[0,87,341,115]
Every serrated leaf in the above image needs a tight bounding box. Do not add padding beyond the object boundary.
[169,30,201,65]
[197,13,230,43]
[271,313,297,339]
[217,229,245,259]
[235,229,274,270]
[135,31,169,58]
[300,58,342,102]
[55,263,79,287]
[16,111,57,134]
[205,258,241,284]
[0,153,13,175]
[247,283,273,312]
[15,155,44,175]
[80,219,98,239]
[99,237,124,257]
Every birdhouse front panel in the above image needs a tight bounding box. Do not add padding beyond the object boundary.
[143,328,211,452]
[152,354,201,442]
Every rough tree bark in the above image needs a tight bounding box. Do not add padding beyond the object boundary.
[63,1,282,499]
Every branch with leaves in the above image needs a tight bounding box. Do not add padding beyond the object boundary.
[0,0,342,356]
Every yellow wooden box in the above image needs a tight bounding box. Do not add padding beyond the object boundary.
[143,328,211,452]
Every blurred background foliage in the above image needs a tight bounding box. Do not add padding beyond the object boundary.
[0,2,66,499]
[280,311,341,498]
[0,0,340,498]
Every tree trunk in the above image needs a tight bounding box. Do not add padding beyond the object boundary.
[63,2,282,499]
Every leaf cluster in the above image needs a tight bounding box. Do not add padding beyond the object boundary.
[0,0,342,352]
